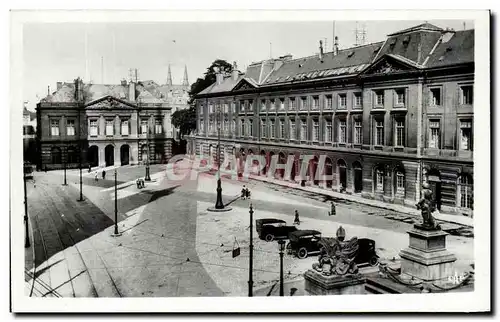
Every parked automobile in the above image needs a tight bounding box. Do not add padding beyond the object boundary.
[286,230,322,259]
[287,233,380,266]
[256,218,298,242]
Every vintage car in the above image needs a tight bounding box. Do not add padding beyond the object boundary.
[287,233,380,266]
[256,218,298,242]
[286,230,323,259]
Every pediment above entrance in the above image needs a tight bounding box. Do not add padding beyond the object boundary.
[85,95,136,109]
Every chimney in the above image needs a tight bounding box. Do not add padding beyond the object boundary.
[215,67,223,85]
[232,61,239,81]
[129,80,136,102]
[47,85,50,96]
[334,36,339,56]
[74,77,84,102]
[319,40,324,61]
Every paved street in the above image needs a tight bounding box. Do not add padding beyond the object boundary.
[24,160,474,297]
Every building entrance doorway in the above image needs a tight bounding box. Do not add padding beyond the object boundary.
[105,145,114,167]
[120,144,130,166]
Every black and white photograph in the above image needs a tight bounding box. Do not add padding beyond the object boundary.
[9,8,491,313]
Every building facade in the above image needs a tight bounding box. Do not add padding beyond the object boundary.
[36,77,180,170]
[187,23,474,216]
[23,105,37,164]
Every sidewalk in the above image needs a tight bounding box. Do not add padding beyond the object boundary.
[183,157,473,228]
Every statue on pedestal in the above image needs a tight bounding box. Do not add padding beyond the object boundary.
[415,182,441,230]
[312,226,359,276]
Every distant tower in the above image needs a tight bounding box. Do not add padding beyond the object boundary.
[167,64,173,86]
[354,21,367,47]
[182,65,189,86]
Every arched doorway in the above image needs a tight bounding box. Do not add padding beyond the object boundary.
[120,144,130,166]
[51,147,61,164]
[260,150,267,175]
[310,156,319,185]
[87,146,98,167]
[427,168,442,210]
[278,152,286,179]
[393,165,405,197]
[105,145,114,166]
[353,161,363,193]
[325,157,333,188]
[337,159,347,191]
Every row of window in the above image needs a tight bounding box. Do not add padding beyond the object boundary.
[50,118,164,137]
[200,85,473,116]
[200,117,472,150]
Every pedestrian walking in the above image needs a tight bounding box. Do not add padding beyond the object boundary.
[245,186,251,199]
[328,201,336,216]
[88,164,92,173]
[241,185,247,200]
[294,210,300,225]
[94,172,98,182]
[102,170,106,180]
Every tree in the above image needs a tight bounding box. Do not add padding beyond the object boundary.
[172,59,233,137]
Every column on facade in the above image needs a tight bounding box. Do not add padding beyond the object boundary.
[98,144,106,167]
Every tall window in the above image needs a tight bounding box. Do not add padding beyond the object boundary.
[338,94,347,109]
[240,100,245,112]
[240,120,245,137]
[354,121,362,144]
[461,85,473,105]
[248,100,253,113]
[375,91,384,106]
[155,119,162,134]
[223,103,229,114]
[141,120,148,135]
[289,98,296,110]
[248,120,253,137]
[429,120,441,148]
[50,119,60,136]
[312,97,319,110]
[200,121,205,134]
[261,119,266,138]
[354,93,362,107]
[300,120,307,141]
[89,120,98,136]
[209,103,214,114]
[396,171,405,195]
[325,95,333,109]
[430,88,441,106]
[312,121,319,141]
[261,100,266,111]
[231,120,236,135]
[460,120,472,150]
[66,119,75,136]
[279,120,285,138]
[338,120,347,143]
[270,99,276,110]
[231,102,236,114]
[106,119,114,136]
[199,104,204,117]
[375,120,384,145]
[458,174,473,209]
[376,168,384,191]
[395,120,405,146]
[290,120,296,140]
[223,119,229,134]
[208,120,214,134]
[279,98,285,110]
[300,97,307,110]
[395,89,406,106]
[325,120,332,142]
[270,120,276,138]
[121,120,129,136]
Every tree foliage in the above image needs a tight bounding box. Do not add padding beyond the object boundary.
[172,59,233,137]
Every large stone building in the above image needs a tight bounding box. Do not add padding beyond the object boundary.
[36,67,190,170]
[187,23,474,216]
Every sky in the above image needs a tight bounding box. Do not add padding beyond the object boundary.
[22,20,473,111]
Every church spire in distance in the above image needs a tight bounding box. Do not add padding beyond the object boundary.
[182,65,189,86]
[167,64,173,86]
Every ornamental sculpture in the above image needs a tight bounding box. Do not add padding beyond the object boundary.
[415,182,441,230]
[312,226,359,276]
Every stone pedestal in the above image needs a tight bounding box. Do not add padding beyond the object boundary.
[399,224,456,281]
[304,270,366,295]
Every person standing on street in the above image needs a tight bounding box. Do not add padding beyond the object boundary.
[329,201,336,216]
[102,170,106,180]
[294,210,300,225]
[94,172,98,182]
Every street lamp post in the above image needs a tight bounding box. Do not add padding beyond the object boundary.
[248,203,254,297]
[77,106,84,202]
[111,143,121,237]
[278,239,286,296]
[24,171,30,248]
[62,148,67,186]
[214,104,224,209]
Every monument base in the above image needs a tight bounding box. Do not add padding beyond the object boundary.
[304,269,366,295]
[399,225,456,282]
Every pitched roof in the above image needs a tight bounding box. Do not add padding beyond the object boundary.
[425,30,474,68]
[197,75,245,95]
[262,42,383,85]
[388,23,443,36]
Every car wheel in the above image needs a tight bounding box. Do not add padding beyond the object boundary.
[265,234,274,242]
[369,256,379,266]
[297,247,308,259]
